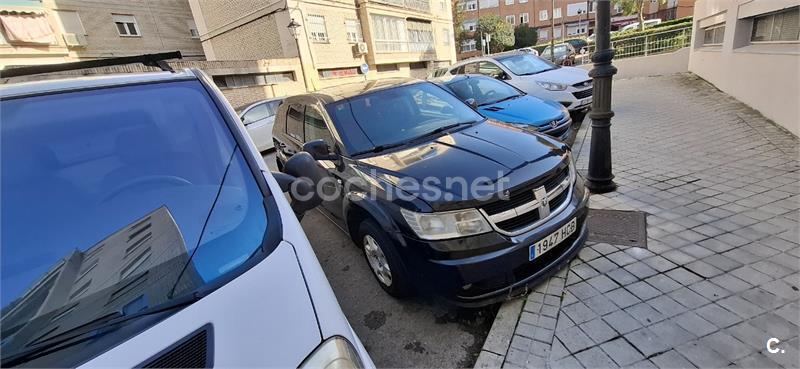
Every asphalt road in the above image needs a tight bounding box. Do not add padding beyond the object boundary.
[262,152,498,368]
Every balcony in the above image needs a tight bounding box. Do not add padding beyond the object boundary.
[374,40,434,53]
[372,0,430,13]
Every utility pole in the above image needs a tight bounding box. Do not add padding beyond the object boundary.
[550,0,555,62]
[585,0,617,193]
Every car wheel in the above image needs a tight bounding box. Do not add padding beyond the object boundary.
[358,219,413,298]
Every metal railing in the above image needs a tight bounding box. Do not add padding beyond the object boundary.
[372,0,431,12]
[574,25,692,65]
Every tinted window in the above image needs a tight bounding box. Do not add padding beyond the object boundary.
[304,106,333,145]
[478,61,504,78]
[1,81,272,366]
[286,103,305,141]
[496,54,557,75]
[242,103,269,124]
[325,83,484,154]
[445,77,522,106]
[462,63,479,74]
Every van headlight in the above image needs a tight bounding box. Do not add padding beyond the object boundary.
[300,336,363,369]
[536,81,569,91]
[401,208,492,240]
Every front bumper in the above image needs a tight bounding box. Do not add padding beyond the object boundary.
[398,184,589,307]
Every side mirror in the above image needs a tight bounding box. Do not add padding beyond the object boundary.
[303,139,339,161]
[273,152,329,219]
[464,98,478,109]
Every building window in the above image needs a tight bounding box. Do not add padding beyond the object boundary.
[505,15,515,25]
[519,0,527,3]
[188,19,199,38]
[520,13,529,24]
[478,0,498,9]
[407,20,434,52]
[702,24,725,46]
[461,39,476,52]
[212,72,295,88]
[751,6,800,42]
[567,2,588,17]
[554,8,562,19]
[440,0,446,11]
[539,29,548,39]
[539,10,548,21]
[372,14,408,52]
[307,15,328,42]
[112,14,140,37]
[55,10,86,35]
[345,19,364,43]
[410,61,427,69]
[554,27,562,39]
[505,0,513,5]
[567,23,587,35]
[442,28,450,45]
[377,63,399,72]
[463,20,477,32]
[319,67,360,78]
[462,0,478,11]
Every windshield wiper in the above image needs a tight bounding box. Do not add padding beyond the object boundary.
[409,121,476,143]
[480,95,522,106]
[518,69,553,76]
[1,292,203,367]
[351,141,409,156]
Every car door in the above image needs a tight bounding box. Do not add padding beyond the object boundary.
[477,61,508,80]
[243,102,277,151]
[276,102,305,160]
[302,104,346,222]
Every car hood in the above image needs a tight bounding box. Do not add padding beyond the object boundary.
[534,66,590,85]
[81,242,322,368]
[356,121,568,210]
[479,96,564,127]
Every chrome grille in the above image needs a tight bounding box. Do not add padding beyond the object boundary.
[572,88,593,99]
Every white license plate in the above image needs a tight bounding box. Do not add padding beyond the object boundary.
[580,97,592,106]
[529,218,577,261]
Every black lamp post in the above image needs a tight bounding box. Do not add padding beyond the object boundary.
[287,18,310,92]
[585,0,617,193]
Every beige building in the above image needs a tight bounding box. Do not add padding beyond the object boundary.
[689,0,799,136]
[0,0,203,69]
[188,0,458,92]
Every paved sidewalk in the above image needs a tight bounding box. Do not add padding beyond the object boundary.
[501,74,799,369]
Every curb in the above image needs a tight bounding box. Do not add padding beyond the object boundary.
[474,298,525,368]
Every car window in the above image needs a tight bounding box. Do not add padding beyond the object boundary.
[450,65,464,75]
[325,83,484,155]
[496,54,557,75]
[242,103,269,125]
[304,106,333,146]
[268,100,281,115]
[463,63,479,74]
[478,62,504,78]
[446,77,521,106]
[286,103,305,142]
[0,80,273,367]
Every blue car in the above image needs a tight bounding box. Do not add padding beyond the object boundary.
[437,74,573,141]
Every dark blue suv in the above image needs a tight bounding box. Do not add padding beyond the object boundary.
[273,79,589,306]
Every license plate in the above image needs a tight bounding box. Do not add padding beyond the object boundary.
[529,218,577,261]
[580,97,592,106]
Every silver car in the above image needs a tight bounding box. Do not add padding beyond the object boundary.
[239,97,283,152]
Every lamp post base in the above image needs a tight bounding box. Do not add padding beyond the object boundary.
[585,176,617,194]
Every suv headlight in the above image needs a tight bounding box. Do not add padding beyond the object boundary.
[536,81,569,91]
[299,336,363,369]
[401,208,492,240]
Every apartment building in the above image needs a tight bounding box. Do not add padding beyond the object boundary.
[188,0,457,93]
[689,0,798,136]
[0,0,203,69]
[456,0,694,60]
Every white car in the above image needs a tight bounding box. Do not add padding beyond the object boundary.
[619,19,662,33]
[440,52,593,111]
[239,97,283,152]
[0,59,374,369]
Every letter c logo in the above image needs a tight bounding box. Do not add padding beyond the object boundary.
[767,338,782,354]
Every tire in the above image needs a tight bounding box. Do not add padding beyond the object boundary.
[357,219,414,298]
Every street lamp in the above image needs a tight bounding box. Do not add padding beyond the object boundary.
[287,18,310,91]
[585,0,617,193]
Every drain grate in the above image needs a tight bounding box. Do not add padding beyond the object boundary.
[586,209,648,248]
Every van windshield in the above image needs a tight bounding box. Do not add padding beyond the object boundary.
[0,80,272,367]
[496,54,557,75]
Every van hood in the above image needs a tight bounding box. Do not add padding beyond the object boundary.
[81,242,322,368]
[479,95,564,127]
[534,66,591,85]
[356,121,568,210]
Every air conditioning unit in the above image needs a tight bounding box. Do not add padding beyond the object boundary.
[354,42,368,55]
[63,33,87,47]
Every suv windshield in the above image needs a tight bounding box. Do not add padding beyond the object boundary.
[496,54,557,75]
[445,77,523,106]
[325,82,484,154]
[1,80,272,366]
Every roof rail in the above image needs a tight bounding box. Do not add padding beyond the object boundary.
[0,51,183,78]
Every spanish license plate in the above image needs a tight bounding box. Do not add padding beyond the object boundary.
[580,97,592,106]
[529,218,577,261]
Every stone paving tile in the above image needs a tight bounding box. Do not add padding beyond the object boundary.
[501,74,800,368]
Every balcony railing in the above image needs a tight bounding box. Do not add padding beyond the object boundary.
[372,0,430,12]
[375,40,434,53]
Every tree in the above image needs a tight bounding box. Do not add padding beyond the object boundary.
[613,0,666,31]
[452,0,469,48]
[513,24,538,49]
[475,15,514,54]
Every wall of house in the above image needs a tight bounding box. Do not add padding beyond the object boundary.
[688,0,799,136]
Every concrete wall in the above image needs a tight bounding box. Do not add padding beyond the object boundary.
[578,47,690,79]
[688,0,799,136]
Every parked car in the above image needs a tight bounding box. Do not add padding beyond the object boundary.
[564,39,589,54]
[273,78,589,306]
[428,67,450,79]
[518,47,540,56]
[239,97,283,152]
[619,19,662,33]
[541,43,577,65]
[440,52,593,111]
[435,74,573,141]
[0,60,374,368]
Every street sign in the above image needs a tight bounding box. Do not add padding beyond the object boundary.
[359,63,369,75]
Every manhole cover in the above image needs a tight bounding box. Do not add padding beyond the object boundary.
[586,209,648,248]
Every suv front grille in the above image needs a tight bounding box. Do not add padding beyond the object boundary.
[572,89,593,99]
[482,166,569,216]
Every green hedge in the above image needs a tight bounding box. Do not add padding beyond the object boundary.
[610,21,692,42]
